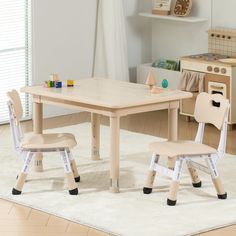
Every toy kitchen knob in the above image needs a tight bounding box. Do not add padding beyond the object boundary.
[207,66,213,72]
[214,67,220,73]
[221,68,227,74]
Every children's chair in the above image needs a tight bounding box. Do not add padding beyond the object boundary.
[143,92,230,206]
[7,90,80,195]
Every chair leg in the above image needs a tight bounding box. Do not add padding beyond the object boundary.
[143,171,156,194]
[143,154,159,194]
[70,160,80,182]
[206,158,227,199]
[186,161,202,188]
[167,181,180,206]
[12,152,33,195]
[213,178,227,199]
[167,157,176,170]
[167,158,184,206]
[61,150,78,195]
[68,151,80,183]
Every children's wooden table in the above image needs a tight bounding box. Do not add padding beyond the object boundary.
[21,78,192,193]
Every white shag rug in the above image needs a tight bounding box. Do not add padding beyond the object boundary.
[0,123,236,236]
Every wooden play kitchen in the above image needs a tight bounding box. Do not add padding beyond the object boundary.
[21,78,192,193]
[180,28,236,128]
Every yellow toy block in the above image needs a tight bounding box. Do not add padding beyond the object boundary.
[67,80,74,87]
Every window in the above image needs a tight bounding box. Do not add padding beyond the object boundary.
[0,0,31,124]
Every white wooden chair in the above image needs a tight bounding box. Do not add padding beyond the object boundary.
[7,90,80,195]
[143,92,230,206]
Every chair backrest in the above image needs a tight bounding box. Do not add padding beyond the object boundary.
[7,90,24,152]
[7,90,23,122]
[194,92,230,158]
[194,92,230,130]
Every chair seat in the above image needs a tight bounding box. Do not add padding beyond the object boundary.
[149,140,217,158]
[21,133,77,150]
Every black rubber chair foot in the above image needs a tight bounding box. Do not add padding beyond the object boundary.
[69,188,79,195]
[12,188,22,195]
[74,176,80,183]
[167,198,177,206]
[192,181,202,188]
[143,187,152,194]
[218,192,227,199]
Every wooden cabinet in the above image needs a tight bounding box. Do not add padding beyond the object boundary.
[204,73,230,99]
[181,92,198,117]
[180,74,230,117]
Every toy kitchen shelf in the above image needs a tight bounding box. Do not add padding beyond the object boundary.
[137,63,181,89]
[139,12,207,23]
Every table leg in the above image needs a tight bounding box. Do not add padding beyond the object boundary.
[168,107,178,141]
[168,107,178,169]
[33,102,43,172]
[91,113,101,160]
[109,116,120,193]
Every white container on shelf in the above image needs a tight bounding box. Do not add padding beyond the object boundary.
[137,63,181,89]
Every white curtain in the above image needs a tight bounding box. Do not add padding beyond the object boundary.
[93,0,129,81]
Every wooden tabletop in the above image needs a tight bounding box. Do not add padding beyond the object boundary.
[21,78,192,109]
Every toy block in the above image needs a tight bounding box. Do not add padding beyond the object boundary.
[56,81,62,88]
[44,81,55,88]
[50,81,55,87]
[48,75,53,81]
[53,74,59,82]
[49,74,59,82]
[67,80,74,87]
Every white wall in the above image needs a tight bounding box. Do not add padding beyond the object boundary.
[151,0,236,62]
[151,0,211,62]
[123,0,152,82]
[32,0,97,117]
[32,0,151,117]
[212,0,236,28]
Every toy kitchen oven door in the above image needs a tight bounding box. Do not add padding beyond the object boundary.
[179,53,236,129]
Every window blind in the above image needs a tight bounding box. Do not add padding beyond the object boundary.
[0,0,31,124]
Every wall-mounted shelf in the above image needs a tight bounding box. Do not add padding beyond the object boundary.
[139,12,208,23]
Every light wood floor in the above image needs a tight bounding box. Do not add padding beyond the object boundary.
[0,110,236,236]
